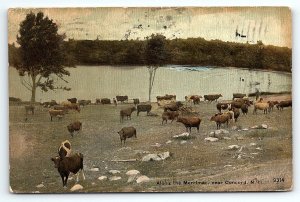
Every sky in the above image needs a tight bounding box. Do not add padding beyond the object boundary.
[8,7,291,48]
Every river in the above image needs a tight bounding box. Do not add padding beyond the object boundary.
[9,65,292,102]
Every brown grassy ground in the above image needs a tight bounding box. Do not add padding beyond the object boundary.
[9,97,292,193]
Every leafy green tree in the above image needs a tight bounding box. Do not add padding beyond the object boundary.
[145,34,168,101]
[15,11,71,103]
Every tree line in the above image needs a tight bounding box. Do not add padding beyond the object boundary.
[9,37,292,72]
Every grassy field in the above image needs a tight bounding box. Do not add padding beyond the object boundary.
[9,98,292,193]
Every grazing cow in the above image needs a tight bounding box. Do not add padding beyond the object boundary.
[51,153,85,187]
[78,100,91,107]
[204,94,222,102]
[241,104,249,115]
[276,100,292,110]
[177,116,201,133]
[232,93,246,100]
[253,102,270,114]
[113,98,117,106]
[185,95,202,105]
[43,100,58,108]
[63,103,80,112]
[49,109,65,121]
[67,121,82,137]
[117,126,137,145]
[120,106,136,122]
[116,95,128,103]
[216,103,229,112]
[67,98,77,104]
[137,104,152,116]
[58,140,72,158]
[210,113,231,129]
[156,94,176,102]
[133,98,140,106]
[229,107,240,122]
[25,105,35,115]
[54,105,68,113]
[101,98,111,104]
[164,101,183,111]
[162,111,179,125]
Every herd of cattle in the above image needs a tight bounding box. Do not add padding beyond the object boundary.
[21,93,292,187]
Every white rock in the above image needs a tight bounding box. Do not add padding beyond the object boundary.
[136,175,150,183]
[142,154,161,161]
[166,140,172,144]
[214,130,222,135]
[261,124,268,129]
[256,147,263,151]
[36,184,44,188]
[224,165,232,168]
[109,170,121,175]
[180,140,187,144]
[220,129,229,134]
[158,151,170,160]
[70,184,83,192]
[204,137,219,142]
[251,125,259,129]
[223,137,231,140]
[173,132,190,139]
[209,131,215,135]
[126,170,140,176]
[109,176,122,181]
[250,143,257,146]
[251,153,259,155]
[228,145,240,150]
[90,167,99,172]
[98,176,108,181]
[242,128,249,131]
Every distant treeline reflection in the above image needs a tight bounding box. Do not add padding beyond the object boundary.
[9,37,292,72]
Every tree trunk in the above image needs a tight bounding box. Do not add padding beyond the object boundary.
[31,75,36,104]
[148,68,153,102]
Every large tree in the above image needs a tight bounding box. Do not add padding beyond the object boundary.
[16,11,71,103]
[145,34,168,101]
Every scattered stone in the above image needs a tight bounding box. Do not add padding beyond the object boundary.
[204,137,219,142]
[70,184,83,192]
[136,175,150,184]
[151,143,162,147]
[180,140,187,144]
[249,143,257,146]
[251,124,268,129]
[209,131,215,135]
[166,140,172,144]
[98,176,108,181]
[236,136,244,140]
[242,128,249,131]
[220,129,229,134]
[256,147,263,151]
[214,130,222,135]
[224,165,232,168]
[251,125,258,129]
[173,132,190,139]
[223,137,231,140]
[109,176,122,181]
[90,167,99,172]
[117,147,132,151]
[91,182,96,185]
[126,170,140,176]
[228,145,240,150]
[36,184,44,188]
[127,175,139,183]
[250,153,259,155]
[109,170,121,175]
[142,152,170,161]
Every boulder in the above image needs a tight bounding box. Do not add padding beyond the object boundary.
[166,140,172,144]
[180,140,187,144]
[223,137,231,140]
[126,170,140,176]
[98,176,108,181]
[136,175,150,184]
[70,184,83,192]
[249,143,257,146]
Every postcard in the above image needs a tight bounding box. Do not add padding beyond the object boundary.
[8,7,292,193]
